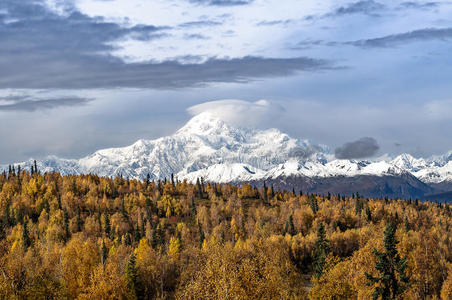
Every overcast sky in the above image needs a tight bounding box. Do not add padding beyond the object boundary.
[1,0,452,163]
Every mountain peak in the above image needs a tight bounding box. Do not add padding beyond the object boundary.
[176,112,232,135]
[175,112,255,142]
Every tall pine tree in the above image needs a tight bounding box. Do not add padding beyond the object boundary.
[366,223,410,300]
[313,222,330,279]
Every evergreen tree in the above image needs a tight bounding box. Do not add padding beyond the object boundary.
[366,206,372,222]
[196,178,203,199]
[34,160,38,174]
[191,197,197,218]
[151,228,158,249]
[101,240,108,266]
[313,223,330,279]
[146,173,151,187]
[309,195,319,214]
[22,219,31,249]
[125,252,144,298]
[63,210,70,241]
[262,181,268,204]
[198,224,205,248]
[76,206,82,232]
[404,217,410,232]
[366,223,410,300]
[104,211,111,238]
[355,198,364,216]
[0,218,5,240]
[133,223,141,242]
[2,200,11,227]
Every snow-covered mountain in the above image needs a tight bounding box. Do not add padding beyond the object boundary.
[2,112,452,188]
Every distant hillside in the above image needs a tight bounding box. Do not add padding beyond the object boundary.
[247,173,437,200]
[423,191,452,203]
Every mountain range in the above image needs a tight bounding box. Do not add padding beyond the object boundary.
[3,112,452,200]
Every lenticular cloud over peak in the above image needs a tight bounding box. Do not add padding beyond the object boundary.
[186,99,283,127]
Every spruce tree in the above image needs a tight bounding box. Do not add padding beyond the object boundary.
[366,223,410,300]
[262,181,268,204]
[196,178,203,199]
[101,240,108,266]
[63,210,70,241]
[309,195,319,214]
[22,220,31,249]
[75,206,82,232]
[366,206,372,222]
[404,217,410,232]
[146,173,151,187]
[125,252,144,298]
[198,224,205,248]
[313,222,330,279]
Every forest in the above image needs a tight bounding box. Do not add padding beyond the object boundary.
[0,165,451,299]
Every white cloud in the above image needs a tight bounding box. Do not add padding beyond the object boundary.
[187,99,284,127]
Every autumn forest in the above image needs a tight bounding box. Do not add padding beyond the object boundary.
[0,167,451,299]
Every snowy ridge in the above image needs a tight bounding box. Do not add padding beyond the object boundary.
[2,112,452,184]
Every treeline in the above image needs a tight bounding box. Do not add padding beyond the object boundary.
[0,169,451,299]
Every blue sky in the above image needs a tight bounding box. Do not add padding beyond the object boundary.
[0,0,452,163]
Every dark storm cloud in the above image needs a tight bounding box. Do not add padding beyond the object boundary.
[0,0,332,90]
[335,137,380,159]
[333,0,385,16]
[348,27,452,47]
[189,0,254,6]
[0,96,92,111]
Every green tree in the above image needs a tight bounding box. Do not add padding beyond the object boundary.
[366,223,410,300]
[313,223,330,279]
[22,219,31,249]
[125,252,144,299]
[309,195,319,214]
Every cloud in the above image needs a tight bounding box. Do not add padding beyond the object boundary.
[188,0,254,6]
[348,27,452,47]
[399,2,439,10]
[178,20,223,28]
[289,145,323,160]
[332,0,385,17]
[0,95,92,111]
[256,19,294,27]
[187,99,284,127]
[0,0,332,90]
[334,137,380,159]
[184,33,210,40]
[0,54,332,89]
